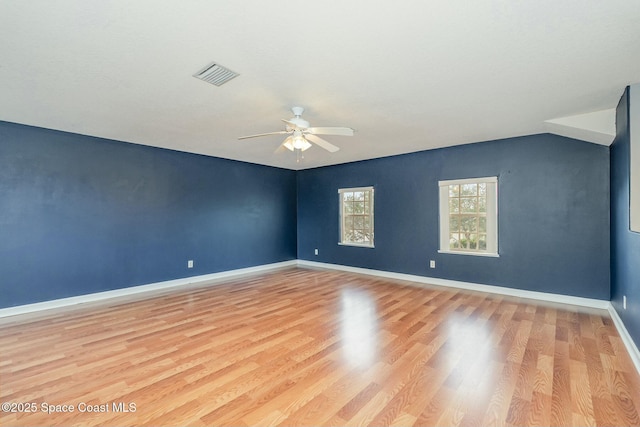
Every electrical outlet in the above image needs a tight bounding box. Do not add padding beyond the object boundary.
[623,295,627,310]
[429,260,436,269]
[188,260,194,269]
[314,248,318,256]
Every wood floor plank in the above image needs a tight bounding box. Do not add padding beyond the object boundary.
[1,267,639,426]
[551,340,572,426]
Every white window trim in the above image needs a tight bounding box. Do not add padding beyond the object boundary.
[339,186,375,248]
[438,177,499,257]
[437,249,500,257]
[338,242,376,248]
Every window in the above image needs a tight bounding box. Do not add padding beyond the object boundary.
[439,177,498,256]
[339,186,374,247]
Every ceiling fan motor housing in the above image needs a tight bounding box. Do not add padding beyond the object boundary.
[288,107,309,129]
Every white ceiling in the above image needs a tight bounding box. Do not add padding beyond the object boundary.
[1,1,639,170]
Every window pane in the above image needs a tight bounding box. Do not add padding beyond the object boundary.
[354,216,364,229]
[461,184,477,196]
[449,198,459,214]
[468,234,478,249]
[478,197,487,213]
[450,216,460,232]
[460,197,477,213]
[478,234,487,250]
[354,191,364,201]
[460,216,477,232]
[449,185,459,197]
[450,233,460,249]
[459,234,469,249]
[344,201,353,214]
[478,216,487,232]
[353,201,364,213]
[478,183,486,196]
[345,216,353,229]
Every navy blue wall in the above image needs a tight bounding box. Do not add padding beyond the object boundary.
[0,120,614,308]
[611,87,640,348]
[297,134,610,300]
[0,121,297,308]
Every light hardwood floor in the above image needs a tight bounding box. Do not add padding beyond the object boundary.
[1,267,639,426]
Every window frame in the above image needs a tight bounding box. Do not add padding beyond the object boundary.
[338,186,375,248]
[438,177,499,257]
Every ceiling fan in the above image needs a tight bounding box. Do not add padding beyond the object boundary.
[238,106,354,153]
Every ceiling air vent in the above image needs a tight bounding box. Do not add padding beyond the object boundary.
[193,62,239,86]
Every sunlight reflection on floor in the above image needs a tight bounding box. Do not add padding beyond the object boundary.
[340,288,378,368]
[446,314,497,396]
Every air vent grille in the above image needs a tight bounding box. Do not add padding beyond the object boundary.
[193,62,239,86]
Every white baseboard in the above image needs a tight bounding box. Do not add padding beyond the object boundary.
[0,260,297,318]
[297,260,610,309]
[2,259,608,319]
[607,304,640,375]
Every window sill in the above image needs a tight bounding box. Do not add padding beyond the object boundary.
[437,249,499,258]
[339,242,375,249]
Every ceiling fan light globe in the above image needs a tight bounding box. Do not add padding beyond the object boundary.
[283,137,295,151]
[292,135,310,150]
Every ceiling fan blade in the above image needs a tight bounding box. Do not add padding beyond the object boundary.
[306,127,354,136]
[305,134,340,152]
[238,131,288,140]
[281,119,309,130]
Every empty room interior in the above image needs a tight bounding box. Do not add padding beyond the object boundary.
[1,2,640,426]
